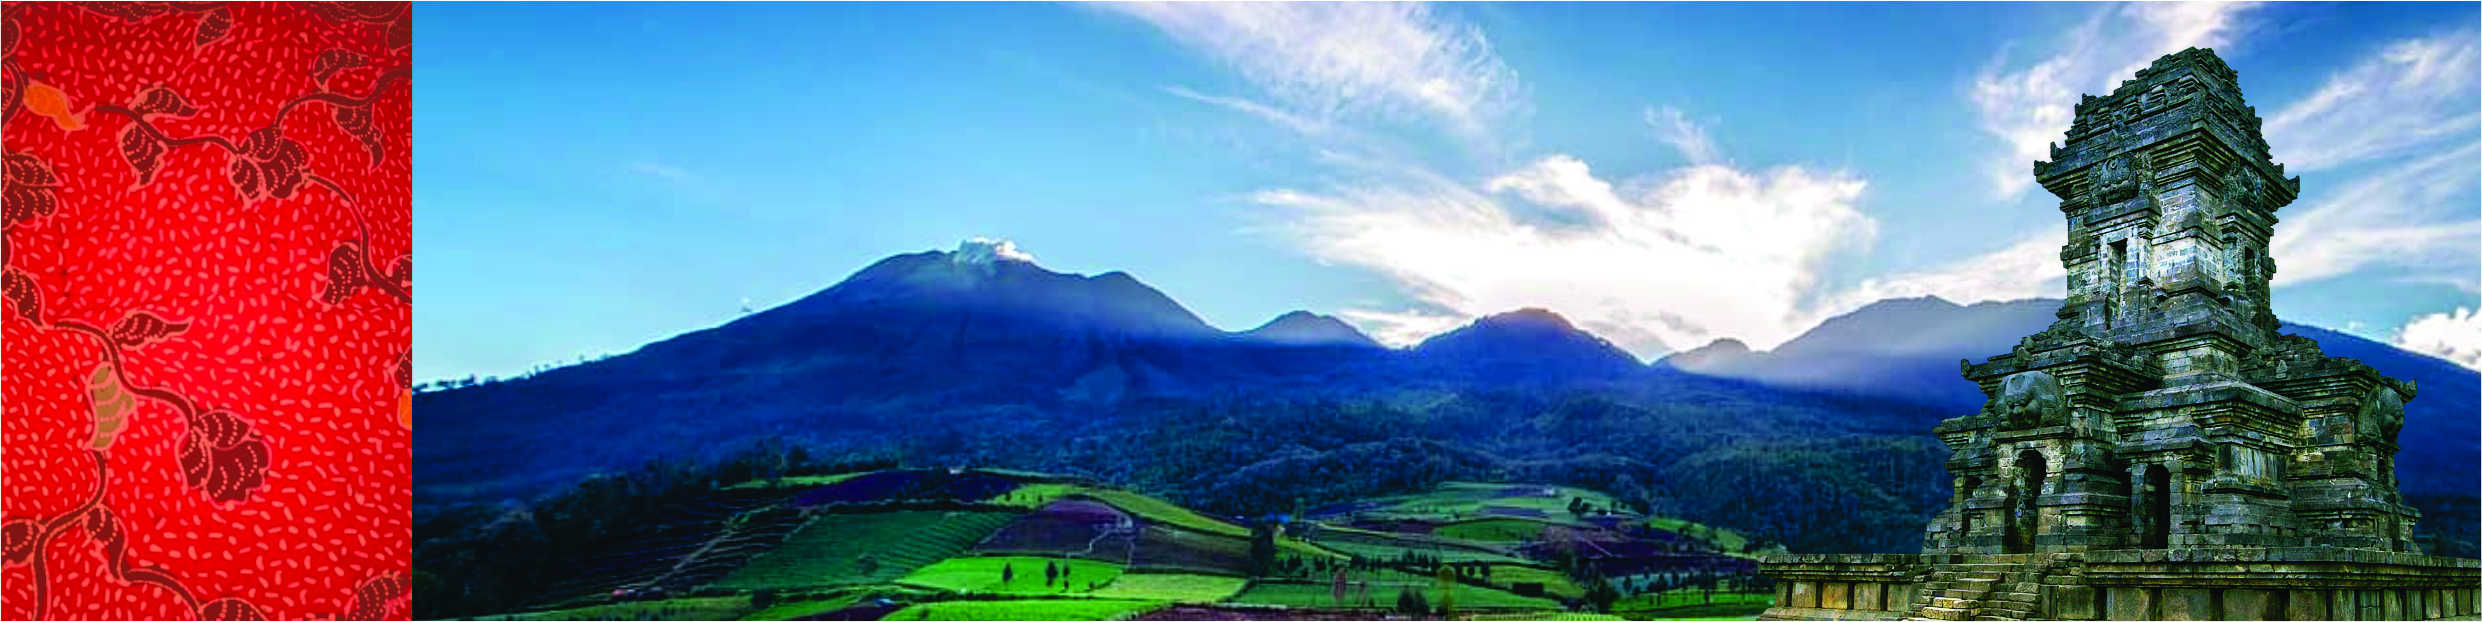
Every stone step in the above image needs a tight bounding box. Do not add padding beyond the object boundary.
[1931,597,1981,610]
[1920,605,1974,621]
[1963,571,2004,581]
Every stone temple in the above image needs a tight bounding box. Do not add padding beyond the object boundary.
[1757,48,2479,621]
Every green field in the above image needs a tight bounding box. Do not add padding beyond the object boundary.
[1436,518,1552,542]
[991,483,1084,508]
[1484,564,1586,600]
[898,556,1126,594]
[1646,517,1750,554]
[1346,482,1627,522]
[884,598,1165,621]
[723,472,869,490]
[710,511,1017,589]
[1228,570,1562,610]
[1084,490,1249,537]
[1087,572,1249,602]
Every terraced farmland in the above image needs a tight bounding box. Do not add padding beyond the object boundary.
[435,471,1773,621]
[710,510,1017,590]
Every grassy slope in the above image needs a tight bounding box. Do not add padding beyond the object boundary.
[709,511,1016,590]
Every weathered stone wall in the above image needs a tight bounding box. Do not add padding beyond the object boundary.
[1759,551,2480,621]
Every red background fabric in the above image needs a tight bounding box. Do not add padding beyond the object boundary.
[2,2,411,619]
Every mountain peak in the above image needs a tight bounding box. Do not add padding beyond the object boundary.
[1414,307,1641,378]
[952,237,1038,267]
[1239,310,1380,348]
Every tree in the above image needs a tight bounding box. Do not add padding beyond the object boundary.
[1584,573,1621,613]
[1248,521,1279,578]
[1003,562,1016,584]
[1568,497,1587,517]
[752,588,779,610]
[1395,587,1429,616]
[1044,561,1059,587]
[1435,562,1458,618]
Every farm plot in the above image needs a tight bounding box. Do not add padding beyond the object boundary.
[885,598,1166,621]
[1308,527,1530,565]
[976,498,1139,564]
[709,510,1016,590]
[788,470,1023,508]
[897,555,1127,594]
[1435,518,1550,543]
[1089,572,1250,603]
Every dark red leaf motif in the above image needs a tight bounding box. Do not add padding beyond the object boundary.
[3,151,56,186]
[119,123,168,186]
[132,84,200,119]
[229,128,311,202]
[109,310,190,349]
[206,436,269,502]
[229,154,264,200]
[388,13,411,50]
[2,269,38,325]
[75,1,172,23]
[179,432,210,487]
[201,598,267,621]
[312,49,367,86]
[2,185,57,230]
[193,6,231,47]
[323,244,364,305]
[193,408,254,449]
[348,573,409,620]
[332,104,382,168]
[301,1,400,25]
[180,412,269,503]
[4,152,62,229]
[1,519,34,566]
[85,508,120,547]
[4,18,18,56]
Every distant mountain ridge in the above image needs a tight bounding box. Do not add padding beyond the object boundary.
[416,241,2477,556]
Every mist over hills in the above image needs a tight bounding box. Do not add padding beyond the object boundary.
[417,242,2479,556]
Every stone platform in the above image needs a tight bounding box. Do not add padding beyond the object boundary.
[1759,549,2481,621]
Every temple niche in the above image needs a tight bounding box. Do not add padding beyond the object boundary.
[1756,48,2478,622]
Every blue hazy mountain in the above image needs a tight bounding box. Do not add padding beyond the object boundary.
[415,246,2476,555]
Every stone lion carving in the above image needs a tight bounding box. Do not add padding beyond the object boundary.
[2360,387,2406,445]
[1997,370,2069,430]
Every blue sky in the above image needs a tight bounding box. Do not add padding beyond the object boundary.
[416,2,2482,382]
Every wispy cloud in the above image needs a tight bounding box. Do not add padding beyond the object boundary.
[2266,29,2481,172]
[1970,2,2256,197]
[2396,307,2482,370]
[1162,85,1330,136]
[1645,106,1720,165]
[2271,142,2481,292]
[1259,115,1875,356]
[1102,2,1522,140]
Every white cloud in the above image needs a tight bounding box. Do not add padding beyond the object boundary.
[2271,142,2481,292]
[955,237,1038,265]
[1970,2,2256,197]
[1102,2,1522,139]
[1261,118,1874,356]
[2267,30,2482,172]
[2395,307,2482,370]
